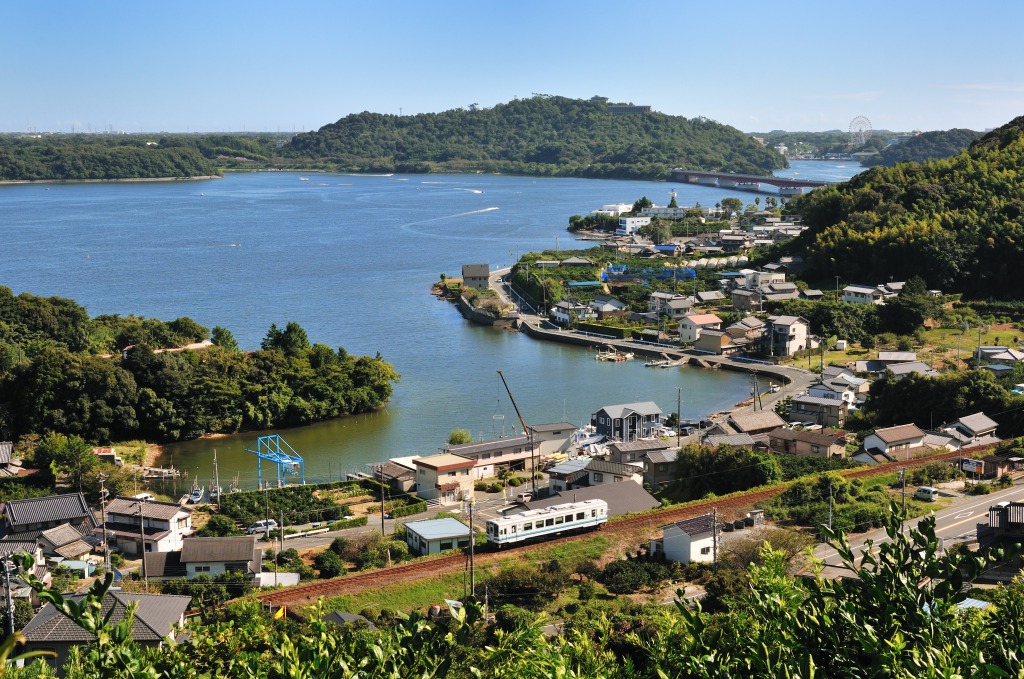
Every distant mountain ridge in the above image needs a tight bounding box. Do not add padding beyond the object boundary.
[787,114,1024,298]
[283,95,787,179]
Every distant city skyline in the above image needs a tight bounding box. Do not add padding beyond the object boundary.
[5,1,1022,135]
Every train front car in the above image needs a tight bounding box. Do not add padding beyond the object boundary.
[486,499,608,548]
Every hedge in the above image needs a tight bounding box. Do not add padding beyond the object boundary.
[390,501,427,518]
[575,322,633,339]
[326,516,368,531]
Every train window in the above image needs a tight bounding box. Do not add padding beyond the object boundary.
[511,525,517,533]
[564,514,572,522]
[576,512,584,520]
[523,522,533,531]
[591,510,596,517]
[545,518,554,527]
[554,516,563,525]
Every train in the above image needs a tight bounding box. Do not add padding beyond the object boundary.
[485,499,608,547]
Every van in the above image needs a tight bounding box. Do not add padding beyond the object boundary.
[132,493,155,503]
[516,492,533,503]
[913,486,939,502]
[247,519,278,535]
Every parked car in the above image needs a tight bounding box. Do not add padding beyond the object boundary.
[914,486,939,502]
[516,492,533,503]
[247,519,278,535]
[132,493,155,503]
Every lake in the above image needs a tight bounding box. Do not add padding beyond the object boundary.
[0,161,863,488]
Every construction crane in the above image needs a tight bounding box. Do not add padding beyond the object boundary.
[496,370,536,496]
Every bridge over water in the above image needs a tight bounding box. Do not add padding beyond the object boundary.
[671,169,831,196]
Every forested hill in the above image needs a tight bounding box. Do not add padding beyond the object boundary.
[786,114,1024,298]
[861,128,981,167]
[0,136,219,181]
[283,95,787,178]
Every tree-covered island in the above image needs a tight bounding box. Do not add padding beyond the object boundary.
[0,287,398,443]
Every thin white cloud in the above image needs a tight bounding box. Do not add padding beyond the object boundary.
[800,91,882,103]
[943,83,1024,93]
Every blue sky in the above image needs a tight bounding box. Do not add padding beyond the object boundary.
[6,0,1023,134]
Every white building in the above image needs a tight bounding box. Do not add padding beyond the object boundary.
[591,203,634,217]
[102,497,194,555]
[842,284,885,304]
[549,300,596,326]
[413,454,476,505]
[650,514,717,564]
[616,216,650,236]
[144,536,261,581]
[678,313,723,342]
[405,517,473,556]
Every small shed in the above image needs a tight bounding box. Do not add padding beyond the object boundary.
[404,518,472,556]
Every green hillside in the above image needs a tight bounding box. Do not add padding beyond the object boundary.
[787,115,1024,298]
[862,128,981,167]
[284,95,787,178]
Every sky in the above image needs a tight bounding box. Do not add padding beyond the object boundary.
[5,0,1024,135]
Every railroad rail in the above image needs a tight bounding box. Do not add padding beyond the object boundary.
[258,442,998,605]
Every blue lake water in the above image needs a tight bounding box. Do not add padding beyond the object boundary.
[0,161,862,487]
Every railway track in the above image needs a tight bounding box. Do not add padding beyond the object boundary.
[258,442,998,605]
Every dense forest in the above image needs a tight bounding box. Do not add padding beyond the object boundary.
[0,288,398,443]
[0,136,220,181]
[862,128,981,167]
[784,115,1024,298]
[283,95,787,178]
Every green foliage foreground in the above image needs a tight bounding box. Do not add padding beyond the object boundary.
[8,503,1024,677]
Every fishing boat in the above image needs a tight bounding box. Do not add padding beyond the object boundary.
[596,350,634,362]
[189,486,205,504]
[645,359,670,367]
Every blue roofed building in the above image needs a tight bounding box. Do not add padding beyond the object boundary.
[404,517,473,556]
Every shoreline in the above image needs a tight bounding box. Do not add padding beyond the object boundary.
[0,175,221,186]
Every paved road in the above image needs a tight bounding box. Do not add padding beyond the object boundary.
[813,479,1022,577]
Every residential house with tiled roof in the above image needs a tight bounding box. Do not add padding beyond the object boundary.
[584,459,643,488]
[764,315,810,356]
[461,264,490,290]
[789,395,848,429]
[100,497,193,555]
[444,435,537,479]
[607,439,671,465]
[862,424,927,460]
[0,493,96,540]
[144,535,261,581]
[22,591,191,670]
[38,524,92,560]
[679,313,723,342]
[650,514,717,564]
[769,428,847,458]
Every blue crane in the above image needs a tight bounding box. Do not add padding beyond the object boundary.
[245,434,305,488]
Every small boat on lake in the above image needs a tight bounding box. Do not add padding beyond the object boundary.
[596,350,634,362]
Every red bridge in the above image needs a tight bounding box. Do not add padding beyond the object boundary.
[671,169,830,195]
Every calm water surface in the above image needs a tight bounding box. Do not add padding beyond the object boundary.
[0,162,861,487]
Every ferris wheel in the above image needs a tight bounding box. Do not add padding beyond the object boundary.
[849,115,872,146]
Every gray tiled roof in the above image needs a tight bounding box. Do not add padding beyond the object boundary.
[529,422,577,433]
[180,536,257,563]
[106,497,191,521]
[4,493,93,529]
[40,523,85,548]
[729,410,786,433]
[663,514,716,537]
[143,551,186,579]
[0,443,11,466]
[958,412,998,436]
[53,539,91,559]
[704,433,756,448]
[596,401,662,419]
[22,591,190,643]
[644,449,677,465]
[325,611,377,629]
[608,439,670,454]
[526,483,659,517]
[586,459,641,477]
[0,540,38,559]
[446,435,530,456]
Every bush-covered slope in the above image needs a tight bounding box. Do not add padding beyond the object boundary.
[284,95,787,178]
[862,128,981,167]
[0,137,219,180]
[786,115,1024,297]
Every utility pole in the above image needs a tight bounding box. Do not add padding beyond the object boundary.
[99,474,110,571]
[712,507,719,566]
[676,387,682,448]
[138,499,147,586]
[898,468,907,527]
[1,556,12,637]
[380,465,387,536]
[828,480,834,531]
[279,506,285,558]
[213,448,220,502]
[467,497,476,599]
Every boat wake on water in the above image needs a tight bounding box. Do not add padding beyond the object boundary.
[399,207,500,236]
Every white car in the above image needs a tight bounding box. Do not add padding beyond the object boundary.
[247,519,278,535]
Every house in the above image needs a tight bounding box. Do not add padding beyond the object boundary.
[589,295,629,320]
[461,264,490,290]
[650,514,717,564]
[983,501,1024,542]
[101,497,194,555]
[878,351,917,365]
[0,442,20,477]
[144,536,261,581]
[413,454,476,505]
[703,432,757,448]
[764,315,810,356]
[789,395,848,429]
[529,422,578,456]
[641,448,677,488]
[591,402,663,441]
[862,424,926,460]
[92,447,123,466]
[807,379,858,404]
[800,289,825,301]
[727,410,787,437]
[693,317,764,356]
[731,288,762,313]
[404,517,472,556]
[842,284,885,304]
[769,428,846,458]
[886,361,939,378]
[37,524,93,561]
[22,591,191,671]
[616,216,650,236]
[444,435,537,478]
[695,290,726,305]
[0,493,97,540]
[607,439,671,466]
[525,481,659,517]
[374,459,418,494]
[678,313,723,342]
[560,256,594,267]
[584,459,644,488]
[648,292,694,321]
[976,346,1024,365]
[545,458,592,493]
[549,300,596,326]
[947,412,1000,443]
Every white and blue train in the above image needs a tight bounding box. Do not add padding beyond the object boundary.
[486,499,608,547]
